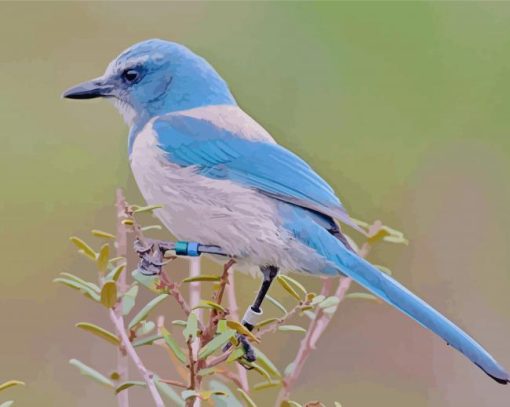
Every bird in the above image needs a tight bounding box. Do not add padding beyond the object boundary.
[63,38,509,384]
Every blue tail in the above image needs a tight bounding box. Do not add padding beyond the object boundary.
[287,212,509,384]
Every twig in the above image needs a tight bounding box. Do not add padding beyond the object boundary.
[275,224,380,405]
[185,337,198,407]
[257,302,303,338]
[109,309,165,407]
[225,271,249,392]
[114,189,130,407]
[159,378,189,389]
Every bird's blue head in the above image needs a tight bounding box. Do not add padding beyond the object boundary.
[63,39,236,127]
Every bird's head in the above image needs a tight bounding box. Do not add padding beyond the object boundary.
[63,39,236,126]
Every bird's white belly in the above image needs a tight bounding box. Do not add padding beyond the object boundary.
[129,121,320,274]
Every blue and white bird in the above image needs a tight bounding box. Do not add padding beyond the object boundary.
[64,39,509,384]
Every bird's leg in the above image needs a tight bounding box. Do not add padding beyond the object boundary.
[134,238,169,276]
[236,265,279,363]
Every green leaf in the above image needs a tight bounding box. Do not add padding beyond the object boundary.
[183,313,198,341]
[132,334,163,348]
[334,402,342,407]
[135,320,155,336]
[115,381,146,394]
[310,294,326,306]
[253,380,281,391]
[253,347,281,378]
[226,320,259,343]
[345,292,380,302]
[182,275,221,283]
[154,377,185,406]
[122,284,139,316]
[106,264,126,282]
[281,401,302,407]
[375,264,392,275]
[91,229,115,239]
[132,269,165,293]
[318,296,340,309]
[69,359,114,387]
[0,380,25,393]
[133,204,163,213]
[75,322,120,346]
[277,275,307,296]
[276,275,301,301]
[198,390,228,400]
[161,328,187,364]
[171,320,187,327]
[197,367,217,377]
[237,388,257,407]
[198,329,236,360]
[69,236,96,259]
[284,362,295,377]
[100,281,117,309]
[227,348,245,363]
[96,243,110,273]
[193,300,226,313]
[181,390,199,401]
[245,362,272,381]
[266,294,288,315]
[141,225,162,232]
[53,278,100,302]
[278,325,306,333]
[0,401,14,407]
[209,380,243,407]
[128,294,168,330]
[58,273,100,293]
[254,318,279,329]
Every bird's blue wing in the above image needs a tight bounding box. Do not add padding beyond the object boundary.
[153,114,361,231]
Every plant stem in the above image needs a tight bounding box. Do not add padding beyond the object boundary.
[114,189,130,407]
[109,309,165,407]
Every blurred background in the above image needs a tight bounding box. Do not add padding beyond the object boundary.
[1,1,510,406]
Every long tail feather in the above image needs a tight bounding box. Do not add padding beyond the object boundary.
[332,238,509,384]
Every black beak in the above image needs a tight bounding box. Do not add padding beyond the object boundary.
[62,78,113,100]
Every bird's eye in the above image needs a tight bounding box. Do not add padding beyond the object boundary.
[122,69,140,83]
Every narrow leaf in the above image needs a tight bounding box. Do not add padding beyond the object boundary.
[198,329,236,360]
[96,243,110,273]
[75,322,120,346]
[133,204,163,213]
[375,265,392,275]
[227,348,245,363]
[226,320,259,343]
[58,273,100,293]
[115,381,146,394]
[69,359,114,387]
[155,377,185,406]
[161,328,187,364]
[0,401,14,407]
[132,334,163,348]
[69,236,96,259]
[171,320,187,327]
[281,401,302,407]
[253,347,281,378]
[183,313,198,341]
[237,388,257,407]
[199,390,228,400]
[141,225,162,232]
[53,278,100,302]
[182,275,221,283]
[253,380,281,391]
[276,275,301,301]
[128,294,168,330]
[100,281,117,309]
[266,294,287,315]
[91,229,115,239]
[318,296,340,309]
[135,320,155,336]
[181,390,199,401]
[254,318,279,329]
[0,381,25,393]
[278,274,306,295]
[107,264,126,282]
[122,284,139,315]
[193,300,225,313]
[278,325,306,333]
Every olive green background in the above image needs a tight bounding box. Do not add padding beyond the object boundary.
[1,1,510,406]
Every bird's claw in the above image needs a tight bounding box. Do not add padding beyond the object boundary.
[134,239,166,276]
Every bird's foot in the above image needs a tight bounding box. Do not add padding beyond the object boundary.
[134,238,169,276]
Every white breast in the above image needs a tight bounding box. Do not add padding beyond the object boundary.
[129,107,325,275]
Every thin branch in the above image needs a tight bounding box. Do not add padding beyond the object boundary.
[275,223,381,405]
[109,309,165,407]
[185,337,198,407]
[225,271,249,392]
[114,189,130,407]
